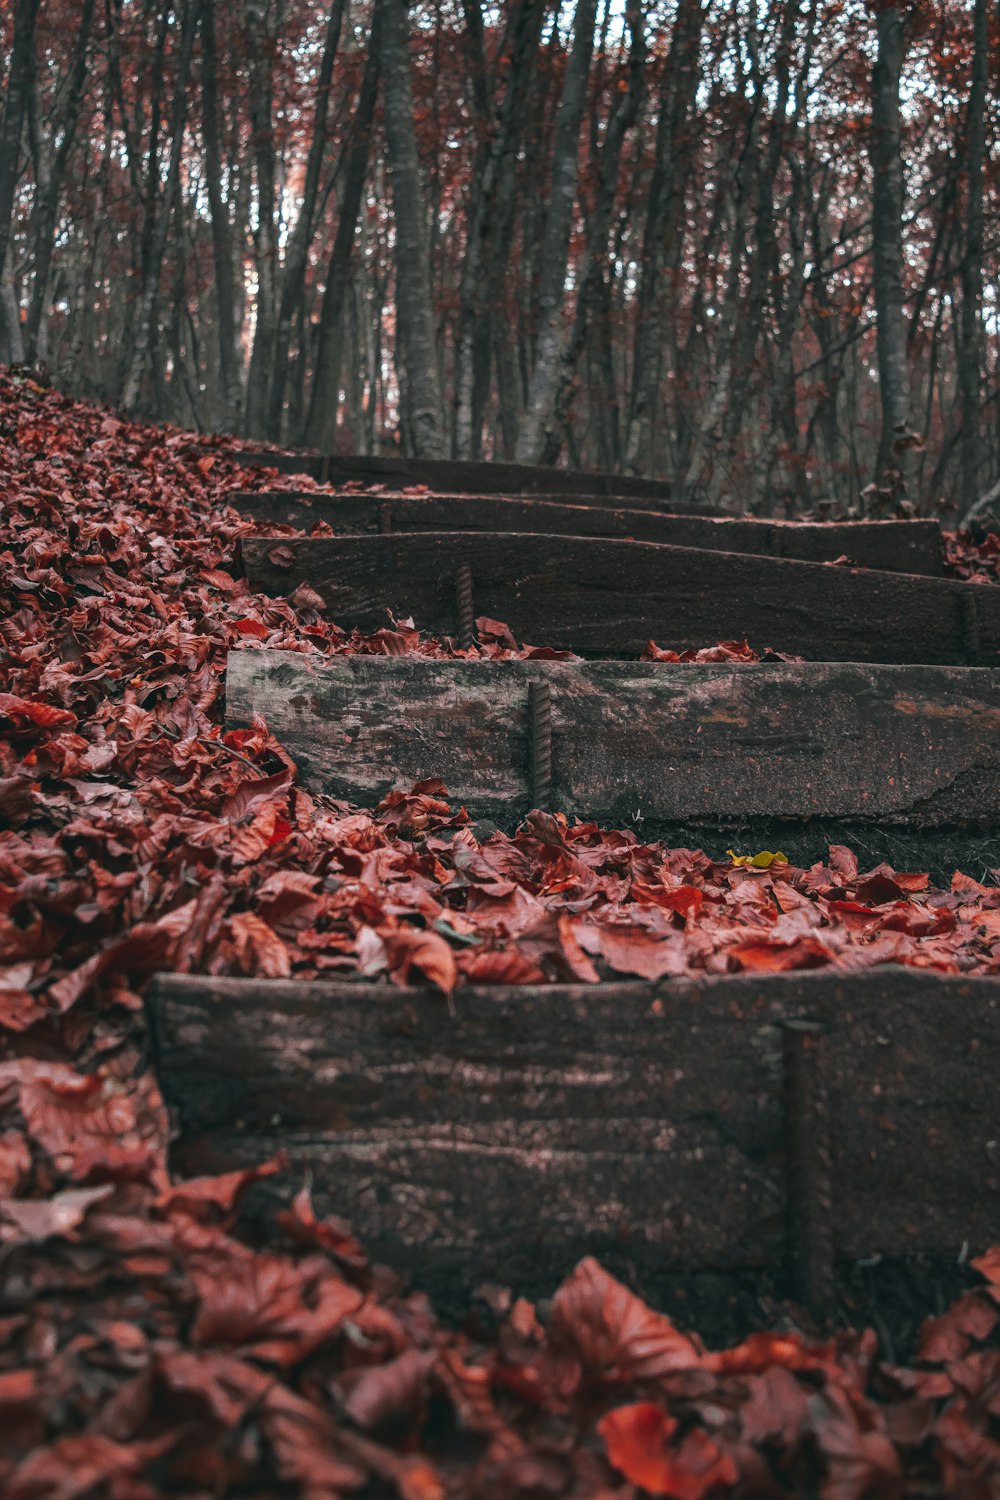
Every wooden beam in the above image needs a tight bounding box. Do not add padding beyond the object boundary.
[147,968,1000,1300]
[238,533,989,663]
[231,492,944,575]
[225,654,1000,828]
[222,450,676,502]
[231,487,725,521]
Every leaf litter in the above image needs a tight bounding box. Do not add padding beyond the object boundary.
[1,372,999,1493]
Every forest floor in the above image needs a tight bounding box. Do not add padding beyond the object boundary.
[2,370,1000,1496]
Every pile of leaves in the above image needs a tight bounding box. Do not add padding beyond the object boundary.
[640,640,802,664]
[945,529,1000,584]
[3,370,1000,1494]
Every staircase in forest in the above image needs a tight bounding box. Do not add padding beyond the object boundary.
[148,452,1000,1328]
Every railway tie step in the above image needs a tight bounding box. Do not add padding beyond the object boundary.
[239,531,990,663]
[233,491,945,574]
[153,478,1000,1332]
[147,967,1000,1321]
[226,652,1000,836]
[219,448,677,502]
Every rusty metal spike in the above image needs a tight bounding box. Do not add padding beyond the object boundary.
[378,502,393,535]
[529,681,552,811]
[455,563,474,649]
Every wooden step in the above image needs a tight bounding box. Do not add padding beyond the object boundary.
[231,486,701,517]
[147,968,1000,1312]
[233,491,944,575]
[226,653,1000,830]
[223,450,676,502]
[239,532,992,663]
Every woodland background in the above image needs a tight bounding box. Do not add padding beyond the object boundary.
[0,0,995,516]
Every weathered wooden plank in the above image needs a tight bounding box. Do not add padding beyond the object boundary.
[224,450,676,501]
[239,533,990,663]
[230,488,708,521]
[147,969,1000,1295]
[225,652,1000,828]
[232,491,944,575]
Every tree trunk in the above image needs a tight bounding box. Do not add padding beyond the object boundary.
[25,0,95,363]
[379,0,446,458]
[514,0,599,463]
[265,0,347,439]
[303,10,382,451]
[452,0,546,458]
[0,278,25,363]
[720,0,797,462]
[0,0,40,292]
[200,0,243,431]
[870,6,910,485]
[959,0,987,510]
[622,0,703,475]
[243,0,282,437]
[539,2,645,466]
[121,0,197,412]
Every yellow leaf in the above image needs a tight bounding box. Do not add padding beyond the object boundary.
[727,849,789,869]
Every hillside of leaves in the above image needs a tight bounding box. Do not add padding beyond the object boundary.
[2,371,1000,1495]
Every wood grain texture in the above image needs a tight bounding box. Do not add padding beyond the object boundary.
[226,652,1000,827]
[147,968,1000,1291]
[232,491,944,574]
[225,450,676,501]
[239,532,989,662]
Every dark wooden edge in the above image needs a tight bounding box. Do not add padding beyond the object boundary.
[146,965,1000,1012]
[147,967,1000,1317]
[228,488,727,519]
[220,450,676,502]
[237,530,994,665]
[229,492,945,573]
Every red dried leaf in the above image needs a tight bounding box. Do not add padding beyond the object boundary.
[383,926,458,994]
[728,935,833,972]
[549,1258,702,1381]
[188,1246,364,1364]
[229,911,293,978]
[0,694,76,730]
[233,615,269,637]
[276,1183,370,1274]
[0,1184,113,1244]
[221,767,294,822]
[155,1156,286,1224]
[599,1403,736,1498]
[341,1348,436,1432]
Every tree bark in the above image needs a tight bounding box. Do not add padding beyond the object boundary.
[200,0,243,431]
[870,5,910,485]
[622,0,703,476]
[959,0,987,510]
[539,3,645,466]
[25,0,95,363]
[303,10,382,451]
[514,0,599,463]
[121,0,197,413]
[243,0,282,436]
[264,0,347,440]
[0,0,40,293]
[452,0,546,458]
[379,0,446,457]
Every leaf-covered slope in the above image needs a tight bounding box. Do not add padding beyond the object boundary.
[1,372,999,1495]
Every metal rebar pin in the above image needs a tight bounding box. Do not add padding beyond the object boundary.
[378,502,393,535]
[529,681,552,810]
[782,1019,836,1319]
[455,563,474,649]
